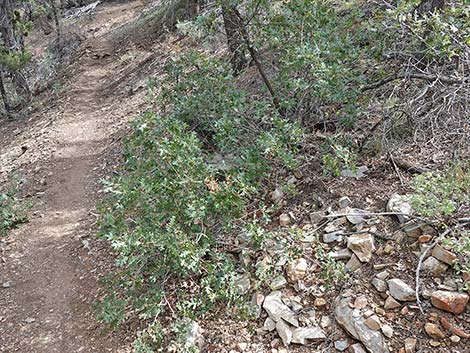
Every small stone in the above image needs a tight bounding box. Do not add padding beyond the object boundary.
[349,343,367,353]
[271,188,284,202]
[276,319,292,346]
[364,315,381,330]
[404,338,417,353]
[383,243,394,254]
[329,248,353,260]
[279,213,291,227]
[387,194,412,223]
[346,208,370,225]
[375,307,386,316]
[429,340,440,347]
[347,233,375,262]
[424,322,445,339]
[376,270,390,280]
[430,290,469,314]
[320,315,332,329]
[422,256,448,277]
[291,326,326,345]
[334,339,349,351]
[338,196,352,209]
[264,317,276,331]
[314,297,327,308]
[286,258,308,283]
[237,342,248,351]
[263,291,299,326]
[310,211,324,224]
[341,166,368,179]
[2,281,11,288]
[270,276,288,290]
[432,245,457,265]
[372,278,387,292]
[418,234,433,243]
[353,295,368,309]
[345,254,362,272]
[384,296,401,310]
[403,223,422,238]
[450,335,461,344]
[184,320,204,349]
[24,318,35,323]
[323,232,343,243]
[387,279,416,301]
[381,324,393,338]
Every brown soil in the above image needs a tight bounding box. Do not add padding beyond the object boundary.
[0,2,154,352]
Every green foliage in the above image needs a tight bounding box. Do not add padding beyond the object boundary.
[98,49,300,349]
[315,246,349,288]
[0,175,28,236]
[411,164,470,218]
[442,231,470,291]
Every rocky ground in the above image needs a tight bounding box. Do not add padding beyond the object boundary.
[0,1,468,353]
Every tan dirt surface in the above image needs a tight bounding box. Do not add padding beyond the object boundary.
[0,1,153,352]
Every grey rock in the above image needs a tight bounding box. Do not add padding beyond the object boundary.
[346,209,371,225]
[384,296,401,309]
[320,315,332,329]
[376,270,390,280]
[263,317,276,331]
[2,281,11,288]
[329,248,352,260]
[291,326,326,345]
[422,256,448,277]
[341,166,369,179]
[323,232,344,243]
[334,296,390,353]
[347,234,375,262]
[184,320,204,349]
[276,319,293,346]
[270,275,288,290]
[263,291,299,326]
[387,279,415,301]
[381,324,393,338]
[371,278,387,292]
[349,343,367,353]
[387,194,412,223]
[338,196,352,209]
[334,339,349,351]
[346,254,362,272]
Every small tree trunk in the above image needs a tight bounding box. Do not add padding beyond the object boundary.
[50,0,61,38]
[0,71,12,118]
[221,3,247,75]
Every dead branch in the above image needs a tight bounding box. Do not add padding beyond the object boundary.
[361,73,465,92]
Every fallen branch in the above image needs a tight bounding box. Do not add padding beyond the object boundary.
[393,158,430,174]
[415,221,470,314]
[361,73,465,92]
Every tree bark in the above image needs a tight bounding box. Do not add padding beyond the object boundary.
[221,3,247,75]
[0,70,12,117]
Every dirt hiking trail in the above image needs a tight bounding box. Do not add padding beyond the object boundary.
[0,2,152,352]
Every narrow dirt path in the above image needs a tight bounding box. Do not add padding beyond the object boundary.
[0,2,149,352]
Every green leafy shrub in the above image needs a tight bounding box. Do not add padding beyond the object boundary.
[411,164,470,218]
[98,50,301,349]
[442,231,470,292]
[0,176,28,236]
